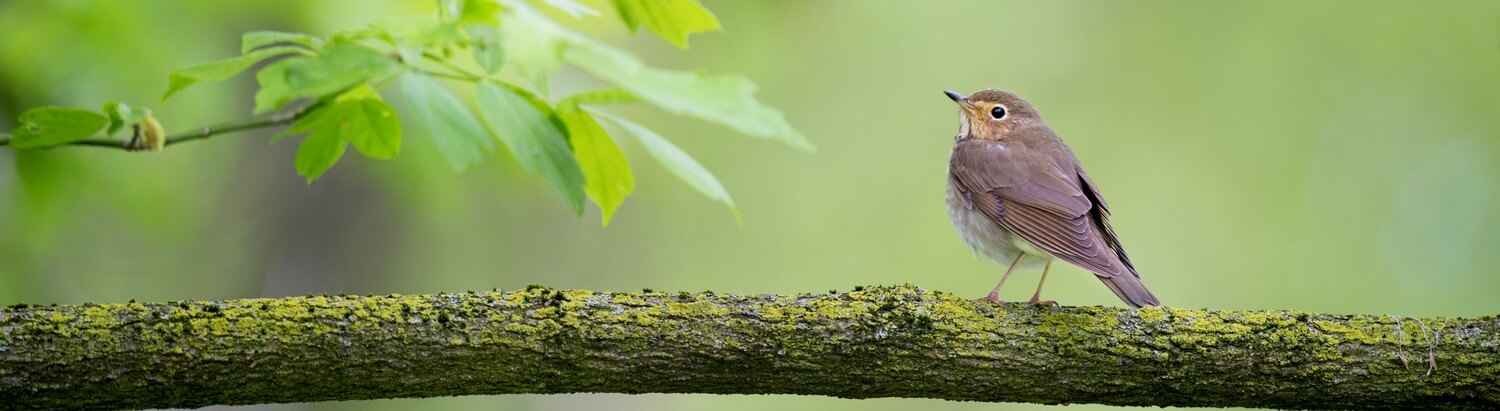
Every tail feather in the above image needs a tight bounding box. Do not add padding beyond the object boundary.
[1098,274,1159,308]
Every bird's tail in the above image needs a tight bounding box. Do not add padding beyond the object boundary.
[1097,274,1159,308]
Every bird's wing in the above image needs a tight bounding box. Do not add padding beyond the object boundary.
[1072,165,1157,307]
[949,136,1129,277]
[1076,166,1135,272]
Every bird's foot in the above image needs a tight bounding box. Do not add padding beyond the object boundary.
[1027,297,1058,307]
[978,293,1010,307]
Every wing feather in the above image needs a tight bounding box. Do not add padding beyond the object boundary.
[949,136,1126,277]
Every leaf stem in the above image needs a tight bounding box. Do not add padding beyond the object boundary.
[421,52,484,81]
[416,69,480,82]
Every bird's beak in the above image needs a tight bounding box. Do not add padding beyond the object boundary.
[944,90,974,110]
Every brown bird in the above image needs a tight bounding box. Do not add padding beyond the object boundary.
[945,89,1159,308]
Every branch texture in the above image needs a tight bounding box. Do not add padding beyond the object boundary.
[1,285,1495,409]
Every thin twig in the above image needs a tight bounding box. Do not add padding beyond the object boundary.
[162,102,323,147]
[0,103,323,151]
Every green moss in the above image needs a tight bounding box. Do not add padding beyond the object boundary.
[665,300,731,318]
[759,305,785,322]
[1136,306,1169,323]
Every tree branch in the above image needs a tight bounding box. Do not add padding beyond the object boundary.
[1,285,1494,410]
[0,103,321,151]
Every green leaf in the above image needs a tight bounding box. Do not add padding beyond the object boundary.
[103,104,125,137]
[282,42,400,101]
[563,46,812,150]
[545,0,601,19]
[500,3,806,150]
[162,45,307,102]
[501,7,567,90]
[403,20,465,50]
[9,107,110,150]
[279,86,402,182]
[466,24,506,74]
[242,31,322,54]
[460,0,502,24]
[371,17,464,63]
[397,73,494,171]
[292,121,347,183]
[610,0,722,48]
[253,43,399,115]
[102,101,152,137]
[594,111,736,218]
[341,91,403,159]
[475,81,586,214]
[438,0,464,19]
[556,103,633,225]
[253,57,304,114]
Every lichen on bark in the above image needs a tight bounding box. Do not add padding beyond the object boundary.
[1,284,1495,410]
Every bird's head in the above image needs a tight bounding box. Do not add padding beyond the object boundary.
[944,89,1040,141]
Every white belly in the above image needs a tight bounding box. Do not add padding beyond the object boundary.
[946,179,1052,271]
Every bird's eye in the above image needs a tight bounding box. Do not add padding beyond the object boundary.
[990,106,1007,119]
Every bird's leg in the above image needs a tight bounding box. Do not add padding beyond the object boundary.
[984,253,1026,305]
[1028,259,1057,307]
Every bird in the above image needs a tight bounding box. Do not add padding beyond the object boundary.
[944,89,1159,308]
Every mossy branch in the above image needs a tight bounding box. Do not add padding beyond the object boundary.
[1,285,1495,410]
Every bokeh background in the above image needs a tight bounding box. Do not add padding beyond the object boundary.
[2,1,1497,410]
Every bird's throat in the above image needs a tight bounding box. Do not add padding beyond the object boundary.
[955,112,971,140]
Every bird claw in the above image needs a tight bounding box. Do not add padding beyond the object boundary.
[976,295,1010,307]
[1028,298,1058,307]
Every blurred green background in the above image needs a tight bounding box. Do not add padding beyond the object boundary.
[2,1,1497,410]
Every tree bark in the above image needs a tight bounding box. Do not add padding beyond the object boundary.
[1,285,1495,410]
